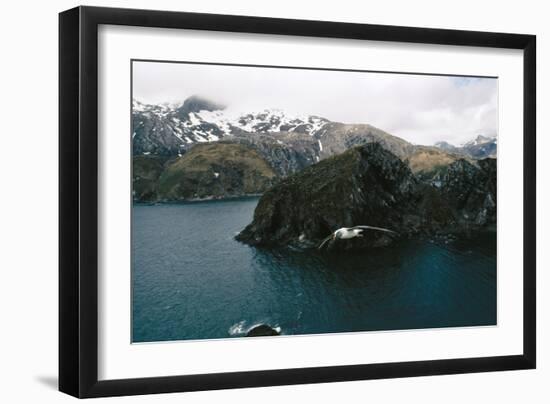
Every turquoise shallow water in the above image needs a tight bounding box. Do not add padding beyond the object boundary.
[132,197,496,343]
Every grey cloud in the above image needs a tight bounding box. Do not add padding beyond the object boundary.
[133,61,497,146]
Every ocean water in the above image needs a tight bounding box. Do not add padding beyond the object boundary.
[132,197,496,343]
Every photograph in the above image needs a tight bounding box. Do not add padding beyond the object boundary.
[131,60,498,343]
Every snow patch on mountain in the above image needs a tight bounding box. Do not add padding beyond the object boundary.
[195,107,329,136]
[460,134,496,147]
[132,99,330,154]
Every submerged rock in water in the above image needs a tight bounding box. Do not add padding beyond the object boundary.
[236,143,496,250]
[246,324,281,337]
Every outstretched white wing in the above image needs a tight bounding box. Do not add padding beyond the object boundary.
[351,225,397,234]
[318,233,335,249]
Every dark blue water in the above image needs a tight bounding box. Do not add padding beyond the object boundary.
[132,198,496,343]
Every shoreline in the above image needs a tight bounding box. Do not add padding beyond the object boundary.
[133,193,262,205]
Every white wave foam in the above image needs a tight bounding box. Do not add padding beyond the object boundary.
[228,320,247,336]
[228,320,282,336]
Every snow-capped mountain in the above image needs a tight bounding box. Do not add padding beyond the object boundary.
[461,134,496,148]
[434,135,496,159]
[132,96,499,203]
[132,96,329,155]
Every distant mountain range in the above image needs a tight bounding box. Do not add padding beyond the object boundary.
[132,95,497,202]
[434,135,497,159]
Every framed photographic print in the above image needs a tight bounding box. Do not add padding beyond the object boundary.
[59,6,536,398]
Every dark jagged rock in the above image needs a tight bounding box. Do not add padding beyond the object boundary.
[246,324,280,337]
[410,158,496,233]
[441,158,496,226]
[236,143,420,249]
[236,144,496,249]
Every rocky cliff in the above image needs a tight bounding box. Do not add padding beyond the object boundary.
[236,143,419,248]
[441,158,497,226]
[236,144,496,249]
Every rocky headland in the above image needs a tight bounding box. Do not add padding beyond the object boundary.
[236,143,496,250]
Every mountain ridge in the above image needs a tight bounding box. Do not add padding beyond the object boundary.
[132,96,496,202]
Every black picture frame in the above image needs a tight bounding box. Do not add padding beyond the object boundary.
[59,6,536,398]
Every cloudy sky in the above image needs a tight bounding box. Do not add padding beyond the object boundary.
[133,61,497,146]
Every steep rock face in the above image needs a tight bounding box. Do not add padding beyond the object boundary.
[229,132,321,177]
[236,143,419,248]
[441,158,497,226]
[404,158,496,232]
